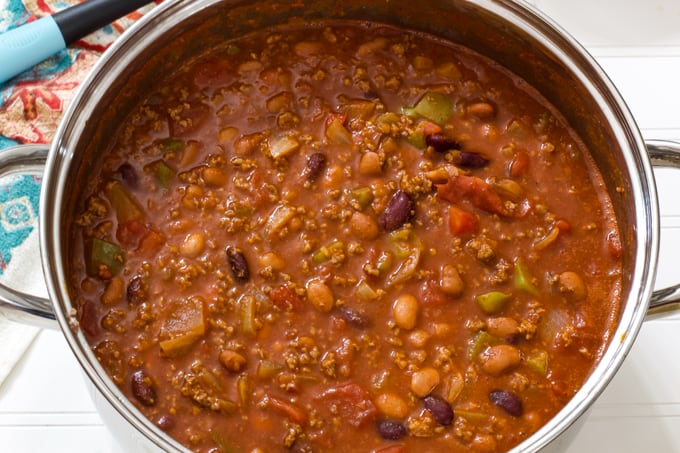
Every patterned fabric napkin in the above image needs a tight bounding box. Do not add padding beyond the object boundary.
[0,0,157,387]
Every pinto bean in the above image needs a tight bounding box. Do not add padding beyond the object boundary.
[202,167,229,186]
[182,184,204,209]
[558,271,587,301]
[467,101,496,120]
[180,232,205,258]
[480,344,521,376]
[486,317,520,338]
[359,151,382,175]
[306,279,335,313]
[258,251,285,271]
[440,264,464,296]
[392,294,419,330]
[219,349,247,373]
[350,211,379,240]
[375,392,409,419]
[411,367,440,397]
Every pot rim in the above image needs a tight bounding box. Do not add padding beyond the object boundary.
[39,1,659,451]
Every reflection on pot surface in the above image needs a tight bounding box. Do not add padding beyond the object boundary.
[68,19,623,453]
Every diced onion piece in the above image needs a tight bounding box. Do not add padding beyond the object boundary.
[257,359,283,379]
[238,293,257,336]
[159,296,206,357]
[526,350,549,375]
[104,180,144,224]
[265,205,296,238]
[269,135,300,159]
[342,100,376,120]
[386,247,421,287]
[325,117,353,145]
[444,372,465,404]
[356,280,380,301]
[534,226,559,251]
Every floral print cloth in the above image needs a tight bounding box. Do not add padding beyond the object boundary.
[0,0,155,273]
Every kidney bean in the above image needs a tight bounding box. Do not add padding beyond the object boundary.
[156,414,175,431]
[338,306,370,328]
[79,300,100,337]
[305,152,327,182]
[376,419,408,440]
[226,246,250,283]
[131,370,157,407]
[380,190,414,231]
[454,151,489,168]
[489,389,523,417]
[423,394,454,425]
[117,162,139,189]
[425,133,460,153]
[126,276,146,305]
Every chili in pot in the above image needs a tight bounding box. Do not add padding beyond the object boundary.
[69,21,622,453]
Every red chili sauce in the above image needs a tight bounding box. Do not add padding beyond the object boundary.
[70,22,623,453]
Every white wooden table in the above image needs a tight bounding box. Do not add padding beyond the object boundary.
[2,1,680,451]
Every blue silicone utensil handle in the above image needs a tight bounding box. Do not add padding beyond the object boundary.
[0,0,153,84]
[0,16,65,84]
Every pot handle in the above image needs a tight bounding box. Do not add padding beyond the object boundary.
[646,139,680,316]
[0,144,56,329]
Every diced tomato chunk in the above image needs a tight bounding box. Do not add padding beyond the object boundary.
[269,285,305,312]
[116,219,146,247]
[315,382,377,427]
[137,228,165,255]
[447,204,478,235]
[419,120,442,136]
[555,218,572,233]
[265,395,308,425]
[507,150,530,177]
[437,174,509,216]
[419,279,448,306]
[325,112,348,127]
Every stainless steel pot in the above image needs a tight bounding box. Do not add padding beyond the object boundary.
[2,0,679,451]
